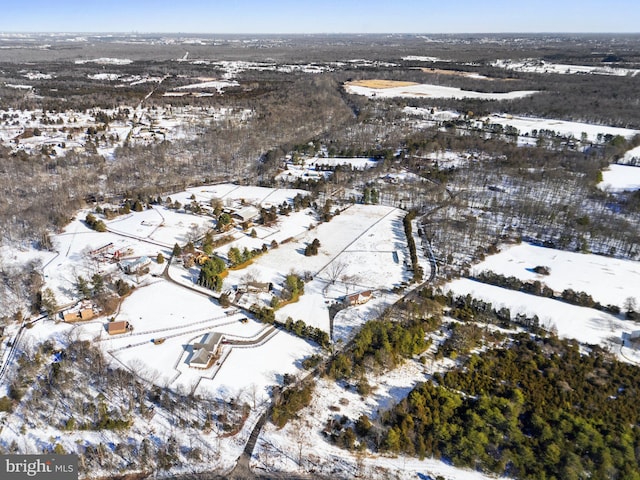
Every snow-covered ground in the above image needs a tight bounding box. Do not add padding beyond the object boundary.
[470,243,640,309]
[345,82,537,100]
[598,164,640,192]
[254,350,507,480]
[102,278,317,402]
[447,278,640,365]
[174,78,239,92]
[222,204,414,336]
[403,106,461,122]
[482,114,639,142]
[402,55,446,62]
[493,59,640,77]
[622,145,640,165]
[74,57,133,65]
[0,105,252,158]
[277,156,379,181]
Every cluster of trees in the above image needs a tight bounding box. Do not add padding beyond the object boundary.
[281,273,305,302]
[362,186,379,204]
[436,322,503,359]
[196,256,227,291]
[403,211,423,283]
[271,381,315,429]
[228,245,265,267]
[260,206,278,226]
[84,213,107,232]
[200,232,234,255]
[282,317,330,349]
[327,316,436,380]
[304,238,320,256]
[368,334,640,479]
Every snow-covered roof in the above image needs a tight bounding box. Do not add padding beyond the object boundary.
[232,206,260,222]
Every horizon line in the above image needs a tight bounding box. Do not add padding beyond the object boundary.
[1,31,639,36]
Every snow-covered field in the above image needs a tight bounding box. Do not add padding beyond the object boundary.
[74,57,133,65]
[345,82,537,100]
[598,164,640,192]
[446,278,640,361]
[622,145,640,165]
[483,114,639,142]
[221,204,414,336]
[470,243,640,309]
[174,78,239,92]
[493,59,640,77]
[103,279,316,402]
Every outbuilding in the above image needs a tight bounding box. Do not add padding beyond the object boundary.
[107,320,131,335]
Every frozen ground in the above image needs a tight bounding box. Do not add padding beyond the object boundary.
[470,242,640,309]
[483,114,639,142]
[447,278,640,365]
[598,164,640,192]
[622,145,640,165]
[493,59,640,77]
[345,82,537,100]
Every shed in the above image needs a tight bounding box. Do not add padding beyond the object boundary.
[246,281,273,293]
[63,308,95,323]
[107,320,130,335]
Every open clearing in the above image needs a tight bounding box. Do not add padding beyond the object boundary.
[483,114,639,141]
[345,81,538,100]
[346,79,419,89]
[470,242,640,309]
[420,68,492,80]
[446,278,640,364]
[493,59,640,77]
[598,164,640,192]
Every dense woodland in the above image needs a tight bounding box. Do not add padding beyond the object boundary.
[376,335,640,480]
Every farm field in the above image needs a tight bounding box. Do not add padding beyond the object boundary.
[470,242,640,309]
[446,277,640,364]
[483,114,640,142]
[598,163,640,192]
[493,58,640,77]
[344,81,538,100]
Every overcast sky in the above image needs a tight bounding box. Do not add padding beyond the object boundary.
[2,0,638,34]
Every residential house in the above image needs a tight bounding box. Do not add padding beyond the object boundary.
[122,256,151,274]
[189,332,224,369]
[344,290,373,307]
[62,307,95,323]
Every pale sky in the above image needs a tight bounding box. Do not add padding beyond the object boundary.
[1,0,638,34]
